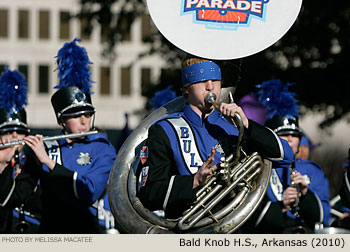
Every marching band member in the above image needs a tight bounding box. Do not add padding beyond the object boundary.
[0,67,38,233]
[138,55,294,219]
[340,150,350,208]
[23,39,116,233]
[329,152,350,229]
[243,79,331,233]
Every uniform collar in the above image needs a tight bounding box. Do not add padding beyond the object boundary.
[183,104,220,127]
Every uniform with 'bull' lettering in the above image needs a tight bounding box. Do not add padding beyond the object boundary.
[138,104,294,218]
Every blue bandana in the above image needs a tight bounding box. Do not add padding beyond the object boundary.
[181,61,221,87]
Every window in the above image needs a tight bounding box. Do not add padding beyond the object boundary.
[39,10,50,39]
[101,24,110,43]
[141,68,151,96]
[120,67,131,96]
[0,64,7,75]
[119,16,131,42]
[18,64,29,88]
[80,17,91,41]
[141,15,152,42]
[59,11,70,40]
[0,9,8,38]
[38,65,49,93]
[100,66,110,95]
[18,10,29,39]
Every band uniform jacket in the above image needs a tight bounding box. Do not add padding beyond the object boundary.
[340,167,350,208]
[25,132,116,234]
[243,158,332,233]
[138,104,294,218]
[0,156,38,233]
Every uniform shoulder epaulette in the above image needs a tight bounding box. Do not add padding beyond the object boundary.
[153,112,183,125]
[297,158,322,170]
[87,132,111,145]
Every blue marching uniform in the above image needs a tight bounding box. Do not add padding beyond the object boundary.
[139,104,294,218]
[26,132,116,233]
[0,152,38,233]
[244,158,331,233]
[296,159,332,226]
[340,157,350,208]
[96,191,119,233]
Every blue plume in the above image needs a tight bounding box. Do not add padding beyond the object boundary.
[54,38,94,94]
[0,66,28,112]
[256,79,299,119]
[150,85,178,109]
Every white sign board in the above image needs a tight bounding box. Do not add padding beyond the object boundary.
[147,0,303,59]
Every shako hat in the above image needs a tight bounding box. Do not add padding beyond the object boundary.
[51,38,95,123]
[256,79,303,137]
[0,66,30,134]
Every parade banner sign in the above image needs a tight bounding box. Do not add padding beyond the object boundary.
[146,0,303,59]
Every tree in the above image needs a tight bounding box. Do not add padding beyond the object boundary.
[79,0,145,54]
[238,1,350,129]
[77,0,350,129]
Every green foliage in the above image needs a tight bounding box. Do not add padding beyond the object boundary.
[77,0,350,128]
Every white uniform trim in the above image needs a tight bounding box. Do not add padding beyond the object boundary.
[312,191,324,223]
[270,169,283,201]
[163,175,176,211]
[97,198,115,230]
[266,127,284,161]
[73,171,79,199]
[46,140,62,165]
[255,201,272,227]
[167,118,203,173]
[0,181,15,207]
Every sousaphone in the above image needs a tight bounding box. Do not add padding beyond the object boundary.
[108,87,270,233]
[108,0,303,233]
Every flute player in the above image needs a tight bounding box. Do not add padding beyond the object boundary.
[0,67,39,233]
[23,39,116,234]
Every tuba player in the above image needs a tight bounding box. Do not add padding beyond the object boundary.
[138,55,295,219]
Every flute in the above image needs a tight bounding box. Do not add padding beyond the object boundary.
[290,159,301,218]
[0,130,98,148]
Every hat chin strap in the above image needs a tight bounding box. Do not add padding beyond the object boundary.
[91,113,96,130]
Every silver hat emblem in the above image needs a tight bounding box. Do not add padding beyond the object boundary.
[74,91,86,104]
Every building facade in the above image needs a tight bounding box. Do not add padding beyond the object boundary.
[0,0,165,130]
